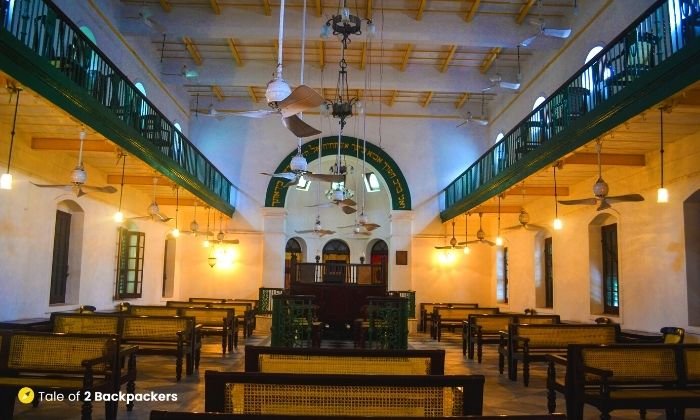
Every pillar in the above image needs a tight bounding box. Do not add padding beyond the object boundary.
[388,210,413,291]
[261,207,287,288]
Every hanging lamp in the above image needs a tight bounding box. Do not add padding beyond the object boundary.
[657,108,669,203]
[552,163,563,230]
[1,86,21,190]
[113,154,126,223]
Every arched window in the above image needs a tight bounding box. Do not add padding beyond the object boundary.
[322,239,350,263]
[685,189,700,326]
[285,238,304,288]
[494,132,506,174]
[370,240,388,266]
[134,82,148,116]
[50,200,84,305]
[533,96,546,110]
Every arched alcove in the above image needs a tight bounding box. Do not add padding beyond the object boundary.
[588,213,619,316]
[685,189,700,325]
[51,200,85,305]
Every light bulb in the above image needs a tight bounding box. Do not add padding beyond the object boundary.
[208,256,216,268]
[203,239,210,248]
[113,211,124,223]
[171,228,180,238]
[341,7,351,23]
[366,21,376,37]
[0,173,12,190]
[320,23,331,39]
[463,246,470,255]
[553,218,563,230]
[657,187,669,203]
[495,236,503,246]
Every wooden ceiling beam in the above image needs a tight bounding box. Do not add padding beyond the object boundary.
[470,205,522,214]
[366,0,373,20]
[182,37,203,66]
[319,40,325,70]
[107,175,167,185]
[159,0,172,12]
[400,44,413,71]
[247,86,258,103]
[564,152,646,166]
[211,85,224,102]
[505,186,569,196]
[479,47,501,74]
[440,45,458,73]
[422,91,434,107]
[210,0,221,14]
[515,0,537,24]
[416,0,427,20]
[263,0,272,16]
[315,0,322,17]
[464,0,481,22]
[227,38,243,66]
[155,197,197,207]
[31,138,115,152]
[455,92,469,109]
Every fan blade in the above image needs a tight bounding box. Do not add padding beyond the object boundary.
[282,115,322,138]
[156,213,172,222]
[543,27,572,39]
[278,85,326,118]
[337,224,359,229]
[558,197,598,206]
[597,199,612,211]
[306,203,334,208]
[434,245,452,249]
[520,34,538,47]
[524,223,546,230]
[504,224,524,231]
[261,172,298,181]
[350,231,371,236]
[295,229,316,234]
[30,182,73,189]
[76,186,87,197]
[363,223,380,231]
[341,206,357,215]
[456,120,469,128]
[499,81,521,90]
[472,117,489,126]
[339,198,357,206]
[318,229,336,237]
[304,173,345,182]
[81,185,118,194]
[221,239,240,245]
[606,194,645,203]
[483,240,497,246]
[229,109,276,119]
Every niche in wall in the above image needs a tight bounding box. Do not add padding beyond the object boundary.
[588,213,619,316]
[685,190,700,326]
[49,200,84,305]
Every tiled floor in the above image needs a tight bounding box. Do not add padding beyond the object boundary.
[12,330,697,419]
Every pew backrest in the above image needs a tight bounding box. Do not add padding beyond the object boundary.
[436,307,499,321]
[129,305,180,316]
[51,312,120,335]
[121,315,195,342]
[512,323,620,350]
[180,308,234,327]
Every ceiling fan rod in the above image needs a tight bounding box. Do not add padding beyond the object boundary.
[77,129,86,167]
[275,0,286,79]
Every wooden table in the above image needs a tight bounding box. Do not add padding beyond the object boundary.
[0,317,51,331]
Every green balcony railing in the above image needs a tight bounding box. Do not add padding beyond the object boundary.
[441,0,700,221]
[0,0,236,215]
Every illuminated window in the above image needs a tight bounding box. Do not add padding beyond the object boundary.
[533,96,546,110]
[364,172,380,192]
[295,175,311,191]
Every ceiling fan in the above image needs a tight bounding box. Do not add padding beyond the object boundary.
[338,212,380,232]
[131,5,165,33]
[260,152,345,188]
[435,220,465,250]
[519,1,572,48]
[295,215,336,237]
[458,213,496,246]
[31,130,117,197]
[129,177,171,222]
[182,201,213,237]
[558,141,644,211]
[483,73,521,92]
[505,208,545,231]
[457,95,489,127]
[163,65,199,81]
[228,0,324,137]
[307,196,357,215]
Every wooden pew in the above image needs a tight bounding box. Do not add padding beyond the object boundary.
[128,305,180,316]
[179,307,237,353]
[151,411,566,419]
[463,314,561,360]
[0,331,136,420]
[498,323,620,386]
[244,345,445,375]
[204,371,485,416]
[547,343,700,420]
[169,301,254,338]
[419,302,478,333]
[433,307,499,341]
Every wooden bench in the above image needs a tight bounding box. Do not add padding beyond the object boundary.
[0,331,136,420]
[547,343,700,420]
[419,302,478,333]
[179,307,237,353]
[128,305,180,316]
[463,314,561,360]
[170,301,254,338]
[434,307,499,341]
[151,411,566,419]
[499,323,620,386]
[120,315,199,381]
[244,345,445,375]
[204,371,485,416]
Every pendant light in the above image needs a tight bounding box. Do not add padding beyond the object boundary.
[495,195,504,246]
[552,163,563,230]
[170,186,180,238]
[1,87,22,190]
[657,108,668,203]
[113,154,126,223]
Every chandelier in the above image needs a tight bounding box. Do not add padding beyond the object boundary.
[321,0,375,49]
[325,160,354,201]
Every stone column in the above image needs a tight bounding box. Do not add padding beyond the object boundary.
[261,207,287,288]
[388,210,413,291]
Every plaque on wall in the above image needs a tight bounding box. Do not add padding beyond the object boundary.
[395,250,408,265]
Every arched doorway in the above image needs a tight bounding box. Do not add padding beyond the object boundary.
[322,239,350,283]
[285,238,304,288]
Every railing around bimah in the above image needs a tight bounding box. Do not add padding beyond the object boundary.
[440,0,700,220]
[389,290,416,319]
[271,294,318,348]
[0,0,235,214]
[290,261,388,286]
[257,287,284,315]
